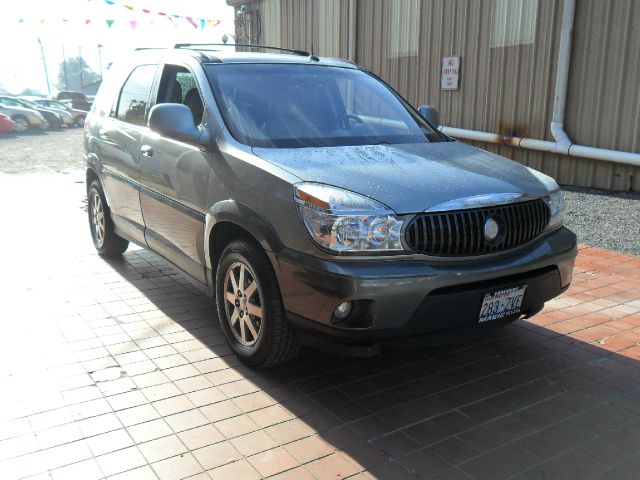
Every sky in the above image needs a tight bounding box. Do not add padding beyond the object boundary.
[0,0,235,95]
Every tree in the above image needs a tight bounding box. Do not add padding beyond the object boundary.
[56,56,100,92]
[20,88,45,96]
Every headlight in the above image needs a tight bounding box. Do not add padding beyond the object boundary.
[545,189,565,230]
[294,183,404,253]
[526,167,565,231]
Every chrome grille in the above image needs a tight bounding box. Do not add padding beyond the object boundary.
[405,199,550,256]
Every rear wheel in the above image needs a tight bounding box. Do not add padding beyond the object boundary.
[87,180,129,257]
[74,115,85,127]
[216,239,300,367]
[12,116,28,133]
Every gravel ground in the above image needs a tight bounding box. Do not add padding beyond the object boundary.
[1,128,638,255]
[562,186,640,256]
[0,128,84,174]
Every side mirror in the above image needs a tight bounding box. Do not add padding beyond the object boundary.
[149,103,207,145]
[418,104,439,127]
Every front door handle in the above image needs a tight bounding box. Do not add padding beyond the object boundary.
[141,145,154,157]
[98,127,109,139]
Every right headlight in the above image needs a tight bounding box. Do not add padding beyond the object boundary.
[294,183,404,253]
[545,189,565,231]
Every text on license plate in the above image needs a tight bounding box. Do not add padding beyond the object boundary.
[478,286,527,323]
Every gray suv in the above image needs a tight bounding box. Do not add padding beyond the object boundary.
[85,45,577,366]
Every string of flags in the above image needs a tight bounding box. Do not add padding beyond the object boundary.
[15,0,221,30]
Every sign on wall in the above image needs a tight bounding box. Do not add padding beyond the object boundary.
[441,56,460,90]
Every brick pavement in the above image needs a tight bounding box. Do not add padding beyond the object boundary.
[1,174,639,479]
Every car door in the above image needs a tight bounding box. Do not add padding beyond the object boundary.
[139,64,212,284]
[96,63,158,246]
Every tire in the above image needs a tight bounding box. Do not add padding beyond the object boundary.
[87,180,129,257]
[75,115,85,127]
[216,239,300,367]
[12,115,29,133]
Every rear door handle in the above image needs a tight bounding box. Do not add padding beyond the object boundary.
[141,145,154,157]
[98,127,109,139]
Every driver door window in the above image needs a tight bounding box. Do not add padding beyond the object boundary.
[156,65,205,126]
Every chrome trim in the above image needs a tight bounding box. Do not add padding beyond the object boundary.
[425,193,540,212]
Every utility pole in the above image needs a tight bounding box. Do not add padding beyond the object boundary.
[37,37,51,95]
[79,46,84,92]
[62,44,69,90]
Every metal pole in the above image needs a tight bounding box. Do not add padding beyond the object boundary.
[62,44,69,90]
[97,44,103,79]
[79,46,84,91]
[37,37,51,95]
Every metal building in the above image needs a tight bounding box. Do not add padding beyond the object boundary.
[227,0,640,192]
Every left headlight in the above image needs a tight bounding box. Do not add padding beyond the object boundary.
[294,183,404,253]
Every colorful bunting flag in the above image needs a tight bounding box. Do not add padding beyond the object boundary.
[13,0,222,29]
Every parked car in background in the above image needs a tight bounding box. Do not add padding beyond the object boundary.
[9,97,69,128]
[0,102,48,132]
[0,96,63,128]
[0,113,15,133]
[85,46,577,367]
[18,97,76,127]
[54,91,92,111]
[24,97,86,127]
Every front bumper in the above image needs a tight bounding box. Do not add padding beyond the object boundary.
[271,227,577,352]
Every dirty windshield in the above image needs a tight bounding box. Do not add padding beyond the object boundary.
[206,63,443,148]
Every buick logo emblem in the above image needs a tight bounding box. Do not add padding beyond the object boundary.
[484,217,500,242]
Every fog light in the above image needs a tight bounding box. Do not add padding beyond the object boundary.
[333,301,352,320]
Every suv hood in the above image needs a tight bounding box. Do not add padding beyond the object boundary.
[253,141,553,214]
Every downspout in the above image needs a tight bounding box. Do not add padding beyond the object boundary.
[439,0,640,168]
[348,0,356,62]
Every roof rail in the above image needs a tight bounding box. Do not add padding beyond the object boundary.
[173,43,310,57]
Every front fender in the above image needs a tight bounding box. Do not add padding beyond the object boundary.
[204,199,284,270]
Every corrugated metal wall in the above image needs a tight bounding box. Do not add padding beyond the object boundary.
[230,0,640,191]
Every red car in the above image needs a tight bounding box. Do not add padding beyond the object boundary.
[0,113,15,133]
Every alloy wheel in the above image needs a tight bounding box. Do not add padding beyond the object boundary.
[223,261,263,347]
[13,118,28,132]
[90,192,105,247]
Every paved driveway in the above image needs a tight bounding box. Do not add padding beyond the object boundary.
[1,170,639,479]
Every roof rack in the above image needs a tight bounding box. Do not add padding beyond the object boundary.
[173,43,311,57]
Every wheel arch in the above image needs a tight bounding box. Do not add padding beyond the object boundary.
[204,200,283,272]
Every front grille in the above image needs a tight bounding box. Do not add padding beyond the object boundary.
[405,199,549,256]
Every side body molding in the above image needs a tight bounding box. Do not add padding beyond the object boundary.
[204,199,284,270]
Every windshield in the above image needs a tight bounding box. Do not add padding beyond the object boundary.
[205,64,444,148]
[17,99,38,108]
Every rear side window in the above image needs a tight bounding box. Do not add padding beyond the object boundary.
[115,64,157,126]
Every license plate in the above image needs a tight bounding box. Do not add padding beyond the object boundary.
[478,286,527,323]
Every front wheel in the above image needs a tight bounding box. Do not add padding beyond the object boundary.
[216,239,300,367]
[74,115,85,127]
[12,116,29,133]
[87,180,129,257]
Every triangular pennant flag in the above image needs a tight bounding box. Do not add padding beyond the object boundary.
[200,19,206,29]
[62,19,69,22]
[124,4,134,10]
[142,9,150,14]
[85,19,92,25]
[130,20,137,29]
[104,0,115,4]
[186,16,197,29]
[157,11,167,16]
[18,18,24,23]
[39,18,46,24]
[106,19,115,28]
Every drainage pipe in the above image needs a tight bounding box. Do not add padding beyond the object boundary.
[439,0,640,168]
[348,0,356,62]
